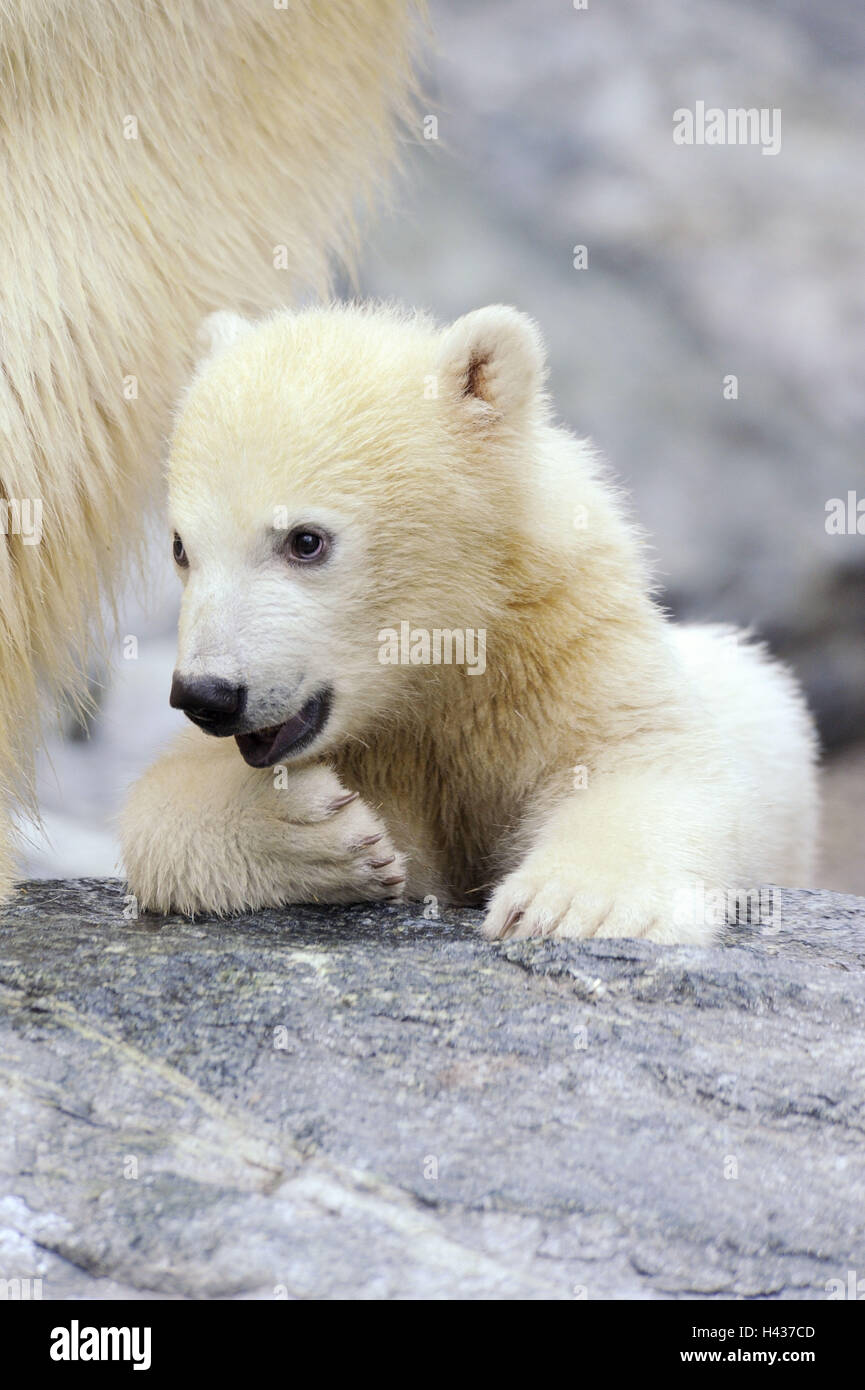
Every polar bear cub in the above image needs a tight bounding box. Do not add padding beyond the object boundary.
[120,303,818,943]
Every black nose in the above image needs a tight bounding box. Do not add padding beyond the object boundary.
[170,673,247,733]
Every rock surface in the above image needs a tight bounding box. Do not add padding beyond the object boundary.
[1,879,864,1299]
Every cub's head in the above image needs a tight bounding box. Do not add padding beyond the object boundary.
[166,302,550,767]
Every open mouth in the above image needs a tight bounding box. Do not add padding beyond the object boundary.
[235,687,333,768]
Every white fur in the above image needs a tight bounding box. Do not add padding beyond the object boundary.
[121,303,819,942]
[0,0,421,899]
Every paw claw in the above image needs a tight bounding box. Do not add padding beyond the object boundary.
[354,832,384,851]
[494,905,524,939]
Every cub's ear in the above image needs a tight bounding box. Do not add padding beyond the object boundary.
[437,305,546,422]
[194,311,253,369]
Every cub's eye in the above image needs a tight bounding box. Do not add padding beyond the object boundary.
[172,532,188,568]
[286,527,329,564]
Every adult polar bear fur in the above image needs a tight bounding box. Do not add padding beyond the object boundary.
[120,303,819,944]
[0,0,421,900]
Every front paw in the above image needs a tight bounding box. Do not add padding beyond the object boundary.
[122,758,406,916]
[275,771,408,908]
[482,860,712,946]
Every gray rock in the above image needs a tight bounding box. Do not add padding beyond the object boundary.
[1,880,864,1299]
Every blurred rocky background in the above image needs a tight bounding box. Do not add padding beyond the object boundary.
[19,0,864,891]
